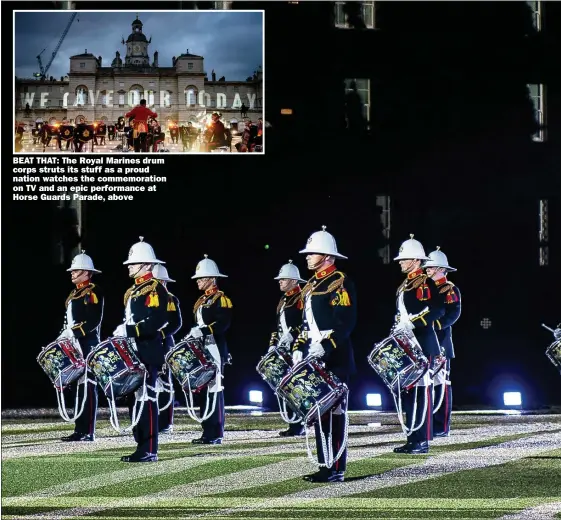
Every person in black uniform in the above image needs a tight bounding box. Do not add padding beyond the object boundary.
[152,264,183,434]
[113,237,170,463]
[189,255,233,445]
[424,247,461,438]
[269,260,306,437]
[294,226,357,483]
[392,235,445,455]
[60,251,104,442]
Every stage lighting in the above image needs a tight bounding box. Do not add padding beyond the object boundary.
[366,393,382,407]
[249,390,263,404]
[503,392,522,407]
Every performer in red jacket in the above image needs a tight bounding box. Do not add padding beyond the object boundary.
[125,99,157,152]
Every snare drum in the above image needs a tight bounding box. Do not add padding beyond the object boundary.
[546,340,561,375]
[165,337,218,394]
[37,339,86,390]
[256,344,293,392]
[87,337,146,399]
[367,330,429,393]
[276,358,348,427]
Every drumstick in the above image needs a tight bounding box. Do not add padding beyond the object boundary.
[541,324,555,333]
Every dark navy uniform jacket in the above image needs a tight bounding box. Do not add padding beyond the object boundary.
[161,292,182,353]
[64,281,104,354]
[124,273,170,366]
[193,286,233,360]
[396,268,445,358]
[270,286,304,348]
[295,264,357,378]
[433,277,461,359]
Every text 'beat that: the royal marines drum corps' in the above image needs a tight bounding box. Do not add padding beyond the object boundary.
[37,228,560,481]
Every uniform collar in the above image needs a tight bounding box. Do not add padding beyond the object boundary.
[75,281,91,290]
[434,276,448,286]
[285,286,301,297]
[135,272,154,285]
[315,264,336,279]
[407,268,424,280]
[205,285,218,296]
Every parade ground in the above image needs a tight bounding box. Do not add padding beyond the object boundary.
[2,409,561,519]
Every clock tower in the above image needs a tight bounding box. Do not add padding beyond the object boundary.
[124,16,151,67]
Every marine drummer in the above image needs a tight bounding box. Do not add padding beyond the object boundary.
[294,226,357,483]
[269,260,306,437]
[424,247,462,438]
[60,251,104,442]
[152,264,183,434]
[113,237,170,463]
[189,255,233,445]
[393,235,445,454]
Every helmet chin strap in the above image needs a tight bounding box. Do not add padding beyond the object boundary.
[130,264,145,278]
[403,259,417,272]
[310,255,328,270]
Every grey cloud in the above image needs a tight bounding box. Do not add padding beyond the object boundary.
[15,11,263,80]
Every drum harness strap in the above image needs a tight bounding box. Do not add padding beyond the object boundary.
[302,293,349,469]
[156,368,174,412]
[55,340,93,423]
[392,292,430,436]
[276,304,303,424]
[432,366,450,415]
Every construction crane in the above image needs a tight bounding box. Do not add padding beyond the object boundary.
[34,12,78,80]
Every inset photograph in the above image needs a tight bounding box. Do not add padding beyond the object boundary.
[14,10,264,154]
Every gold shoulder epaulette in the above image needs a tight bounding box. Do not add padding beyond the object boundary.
[124,286,134,306]
[312,271,345,296]
[439,283,452,294]
[134,280,159,299]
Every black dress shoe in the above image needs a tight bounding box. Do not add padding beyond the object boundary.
[191,437,222,445]
[279,428,305,437]
[303,469,345,483]
[61,432,95,442]
[405,441,429,454]
[393,442,413,453]
[159,425,173,434]
[120,452,158,463]
[434,431,449,438]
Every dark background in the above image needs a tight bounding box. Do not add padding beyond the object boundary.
[5,1,561,411]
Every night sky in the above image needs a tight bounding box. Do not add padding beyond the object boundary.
[14,10,263,80]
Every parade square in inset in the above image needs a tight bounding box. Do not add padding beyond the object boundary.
[14,10,264,154]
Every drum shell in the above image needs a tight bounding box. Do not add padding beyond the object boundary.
[546,340,561,375]
[37,339,86,390]
[87,338,146,399]
[367,332,429,393]
[165,338,217,394]
[276,358,348,427]
[256,345,293,392]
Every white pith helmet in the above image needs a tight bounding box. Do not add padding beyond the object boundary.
[192,254,227,279]
[123,236,165,265]
[67,250,101,273]
[394,234,429,261]
[153,263,176,282]
[424,247,457,272]
[299,225,348,259]
[274,260,306,282]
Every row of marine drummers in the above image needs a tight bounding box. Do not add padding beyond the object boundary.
[37,227,469,482]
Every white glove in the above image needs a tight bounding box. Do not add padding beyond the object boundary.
[292,350,303,364]
[308,342,325,358]
[113,324,127,337]
[267,344,276,353]
[555,328,561,340]
[189,327,203,339]
[279,332,294,347]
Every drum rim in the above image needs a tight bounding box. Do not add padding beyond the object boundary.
[98,367,146,397]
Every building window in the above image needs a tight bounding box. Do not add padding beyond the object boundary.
[119,82,124,88]
[118,90,126,105]
[185,86,197,106]
[128,84,143,106]
[344,78,370,122]
[334,1,375,29]
[188,62,194,70]
[528,83,545,142]
[526,1,542,31]
[233,86,239,92]
[75,85,88,106]
[539,199,548,266]
[59,100,64,106]
[80,62,85,68]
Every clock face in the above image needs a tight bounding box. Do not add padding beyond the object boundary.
[134,45,140,52]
